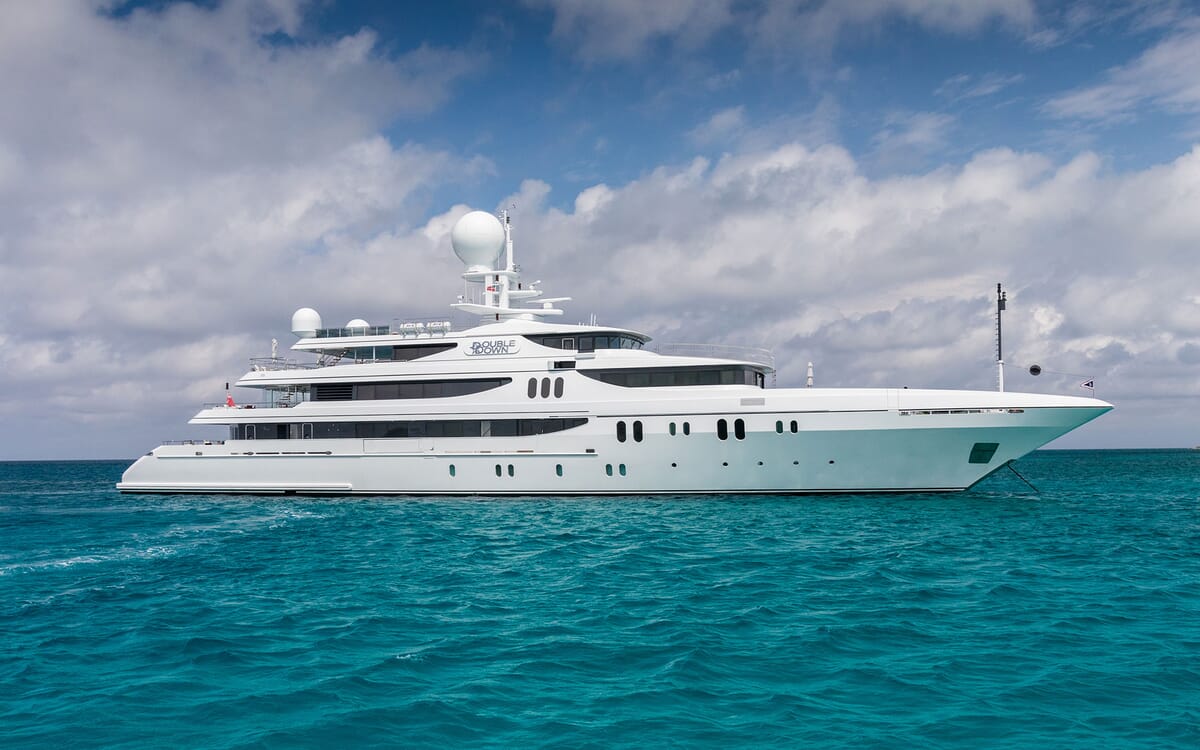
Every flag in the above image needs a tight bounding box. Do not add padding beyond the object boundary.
[1081,380,1094,390]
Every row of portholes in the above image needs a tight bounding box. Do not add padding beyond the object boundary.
[716,418,746,441]
[449,458,828,478]
[615,420,643,443]
[527,377,565,399]
[447,463,616,478]
[776,420,799,433]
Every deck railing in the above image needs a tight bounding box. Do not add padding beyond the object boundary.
[249,357,318,371]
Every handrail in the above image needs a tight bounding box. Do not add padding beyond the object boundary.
[653,343,776,371]
[201,402,296,409]
[249,357,318,371]
[162,439,225,446]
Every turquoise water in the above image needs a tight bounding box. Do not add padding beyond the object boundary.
[2,451,1197,748]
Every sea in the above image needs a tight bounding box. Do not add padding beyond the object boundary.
[1,450,1197,749]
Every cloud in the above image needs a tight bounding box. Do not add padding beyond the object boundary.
[529,0,1037,65]
[1045,19,1200,121]
[935,72,1025,101]
[527,0,736,64]
[687,106,748,145]
[871,111,956,169]
[0,0,486,457]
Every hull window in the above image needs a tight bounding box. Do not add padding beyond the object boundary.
[734,419,746,440]
[632,421,643,442]
[554,377,564,398]
[717,419,728,440]
[617,421,627,443]
[683,422,691,436]
[556,464,563,477]
[775,420,783,434]
[790,420,798,433]
[969,442,1000,464]
[541,378,551,398]
[527,378,537,398]
[669,422,676,436]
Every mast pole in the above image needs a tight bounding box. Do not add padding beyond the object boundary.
[498,209,513,310]
[996,283,1006,392]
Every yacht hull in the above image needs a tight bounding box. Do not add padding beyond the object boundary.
[118,403,1109,495]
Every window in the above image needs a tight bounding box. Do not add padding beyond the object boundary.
[580,365,765,388]
[683,422,691,435]
[302,423,313,439]
[525,333,647,350]
[669,422,676,436]
[790,420,798,433]
[606,464,613,476]
[554,377,564,398]
[391,343,457,361]
[449,464,456,477]
[617,421,627,443]
[776,420,783,434]
[556,464,563,477]
[540,378,551,398]
[293,417,588,439]
[495,464,502,477]
[314,378,511,401]
[717,419,728,440]
[619,464,627,476]
[507,464,514,477]
[969,442,1000,464]
[632,421,643,442]
[528,378,537,398]
[734,419,746,440]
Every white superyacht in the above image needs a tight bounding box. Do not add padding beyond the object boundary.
[118,210,1111,495]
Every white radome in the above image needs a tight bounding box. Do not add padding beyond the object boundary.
[346,318,370,330]
[290,307,322,337]
[451,210,505,269]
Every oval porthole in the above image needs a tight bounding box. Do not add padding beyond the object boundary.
[449,464,456,477]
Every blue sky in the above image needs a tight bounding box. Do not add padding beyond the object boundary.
[1,0,1199,458]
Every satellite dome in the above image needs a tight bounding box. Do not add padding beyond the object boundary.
[291,307,322,337]
[451,210,505,269]
[346,318,369,330]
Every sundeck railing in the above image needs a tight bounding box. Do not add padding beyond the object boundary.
[202,402,297,409]
[653,343,776,371]
[249,357,318,371]
[162,439,225,446]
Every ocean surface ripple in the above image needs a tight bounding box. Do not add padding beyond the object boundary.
[2,450,1198,748]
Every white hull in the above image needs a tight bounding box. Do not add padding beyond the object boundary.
[118,397,1109,495]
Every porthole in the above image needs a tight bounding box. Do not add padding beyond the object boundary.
[606,464,613,477]
[632,421,643,442]
[683,422,690,436]
[722,461,728,467]
[793,460,799,465]
[669,422,676,436]
[619,464,627,476]
[556,463,563,477]
[790,420,798,433]
[757,461,764,466]
[541,378,551,398]
[527,378,537,398]
[495,464,502,477]
[717,419,728,440]
[508,464,515,477]
[775,420,783,434]
[734,419,746,440]
[828,460,835,465]
[449,464,456,477]
[554,377,564,398]
[616,421,627,443]
[671,462,677,468]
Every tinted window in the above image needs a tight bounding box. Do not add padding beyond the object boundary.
[717,419,728,440]
[528,378,537,398]
[734,419,746,440]
[554,377,564,398]
[633,421,643,442]
[616,421,627,443]
[540,377,551,398]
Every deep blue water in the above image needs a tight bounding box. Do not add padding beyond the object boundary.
[1,451,1197,749]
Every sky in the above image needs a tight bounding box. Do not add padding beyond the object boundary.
[1,0,1198,459]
